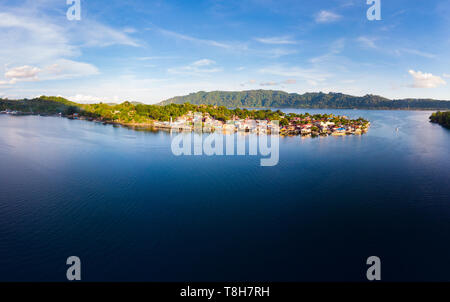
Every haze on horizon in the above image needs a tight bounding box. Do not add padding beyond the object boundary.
[0,0,449,104]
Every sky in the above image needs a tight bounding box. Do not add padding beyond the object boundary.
[0,0,449,104]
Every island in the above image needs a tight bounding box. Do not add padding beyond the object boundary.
[0,96,370,137]
[429,111,450,128]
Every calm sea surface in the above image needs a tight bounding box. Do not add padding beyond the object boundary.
[0,109,449,281]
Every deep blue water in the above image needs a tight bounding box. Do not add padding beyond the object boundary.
[0,109,449,281]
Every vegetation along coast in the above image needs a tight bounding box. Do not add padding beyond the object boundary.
[0,95,370,137]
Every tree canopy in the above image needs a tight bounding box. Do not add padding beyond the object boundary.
[430,111,450,128]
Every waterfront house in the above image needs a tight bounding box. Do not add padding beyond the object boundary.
[301,127,312,135]
[331,127,347,136]
[223,123,236,132]
[287,125,296,132]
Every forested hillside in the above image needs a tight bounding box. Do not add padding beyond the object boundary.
[159,90,450,110]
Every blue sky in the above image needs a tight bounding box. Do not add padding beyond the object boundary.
[0,0,449,103]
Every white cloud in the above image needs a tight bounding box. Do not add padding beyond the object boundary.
[307,80,319,86]
[67,94,103,103]
[255,36,298,45]
[192,59,216,66]
[408,70,446,88]
[357,37,436,60]
[340,0,356,7]
[240,79,256,86]
[265,48,298,58]
[123,27,137,34]
[158,28,232,49]
[310,38,345,63]
[0,78,17,86]
[258,79,296,86]
[357,36,378,49]
[168,59,222,75]
[0,6,137,86]
[260,81,278,86]
[41,59,99,80]
[315,10,342,23]
[5,65,41,80]
[0,12,78,64]
[0,65,41,85]
[259,65,332,83]
[75,21,140,48]
[442,73,450,78]
[156,28,297,59]
[137,56,178,61]
[357,37,436,59]
[0,60,99,85]
[283,79,297,84]
[399,48,436,59]
[341,79,356,84]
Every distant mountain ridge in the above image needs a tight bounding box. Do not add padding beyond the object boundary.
[158,90,450,110]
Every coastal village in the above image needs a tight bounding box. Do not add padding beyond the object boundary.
[1,105,371,137]
[153,111,370,137]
